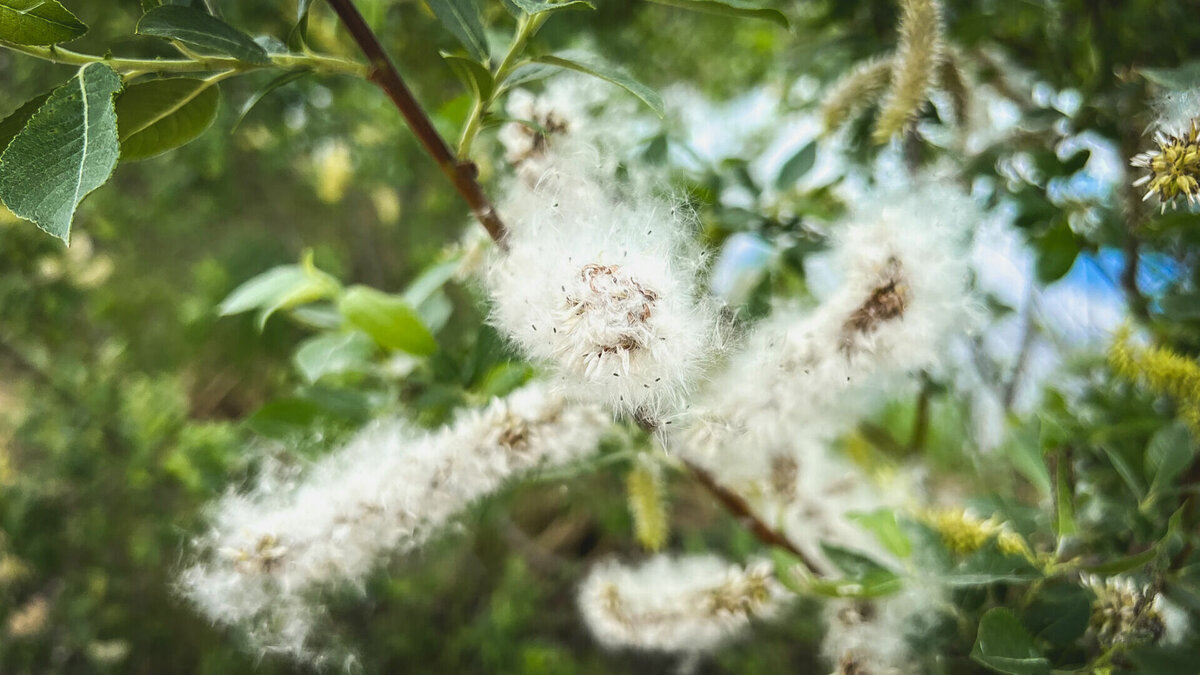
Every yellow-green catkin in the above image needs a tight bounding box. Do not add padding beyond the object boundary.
[925,508,1032,559]
[873,0,944,143]
[1109,324,1200,434]
[626,456,668,552]
[821,55,895,134]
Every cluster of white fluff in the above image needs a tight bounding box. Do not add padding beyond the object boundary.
[1150,86,1200,139]
[498,74,647,185]
[180,384,610,658]
[488,158,721,423]
[677,181,979,567]
[577,555,785,656]
[821,584,947,674]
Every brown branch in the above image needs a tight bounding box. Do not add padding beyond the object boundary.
[323,0,509,247]
[681,458,828,576]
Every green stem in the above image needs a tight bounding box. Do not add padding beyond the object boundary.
[456,12,547,158]
[0,40,368,78]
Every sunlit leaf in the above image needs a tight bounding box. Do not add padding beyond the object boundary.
[0,0,86,46]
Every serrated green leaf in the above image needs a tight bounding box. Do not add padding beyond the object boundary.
[339,286,437,355]
[115,78,220,161]
[232,69,310,132]
[1146,421,1193,495]
[849,509,913,559]
[0,63,122,244]
[533,51,664,117]
[970,608,1051,675]
[425,0,488,62]
[0,0,86,46]
[644,0,788,28]
[137,5,270,65]
[509,0,594,14]
[441,52,495,101]
[775,140,816,189]
[0,92,50,156]
[294,331,375,383]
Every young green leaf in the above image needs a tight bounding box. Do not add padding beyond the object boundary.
[0,63,122,244]
[424,0,489,62]
[1146,421,1193,496]
[441,52,495,100]
[644,0,788,28]
[232,70,311,132]
[115,78,221,161]
[287,0,316,49]
[218,256,341,330]
[294,331,375,383]
[775,140,816,189]
[136,5,270,65]
[338,286,438,355]
[0,0,86,46]
[0,92,50,156]
[970,608,1051,675]
[533,51,664,117]
[848,509,913,559]
[508,0,594,15]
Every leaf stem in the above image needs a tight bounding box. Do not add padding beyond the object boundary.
[456,12,547,158]
[323,0,509,247]
[0,40,368,78]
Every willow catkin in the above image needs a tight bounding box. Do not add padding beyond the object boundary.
[873,0,945,143]
[821,55,894,134]
[626,456,668,552]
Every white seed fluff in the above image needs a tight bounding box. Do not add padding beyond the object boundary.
[821,583,946,675]
[489,163,720,421]
[577,555,785,655]
[179,384,610,659]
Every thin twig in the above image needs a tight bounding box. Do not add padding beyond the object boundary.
[681,458,827,576]
[323,0,509,247]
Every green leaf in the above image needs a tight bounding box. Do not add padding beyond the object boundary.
[0,92,50,156]
[294,331,375,383]
[441,52,495,101]
[644,0,789,28]
[115,78,220,161]
[218,254,341,329]
[970,608,1051,675]
[849,509,913,559]
[1033,219,1079,284]
[338,286,438,355]
[1081,545,1158,576]
[1054,453,1076,538]
[1003,422,1052,498]
[232,69,311,132]
[1146,421,1193,495]
[402,260,460,308]
[0,63,122,244]
[424,0,489,62]
[809,543,903,597]
[508,0,594,14]
[0,0,86,46]
[503,62,560,89]
[1021,582,1091,646]
[775,140,816,189]
[288,0,316,49]
[137,5,270,65]
[533,51,664,117]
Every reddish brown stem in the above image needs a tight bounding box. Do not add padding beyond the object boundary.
[324,0,508,247]
[682,458,827,576]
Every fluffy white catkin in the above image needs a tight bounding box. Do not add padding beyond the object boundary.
[677,181,979,565]
[179,384,610,659]
[489,161,721,423]
[822,583,947,675]
[577,555,785,655]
